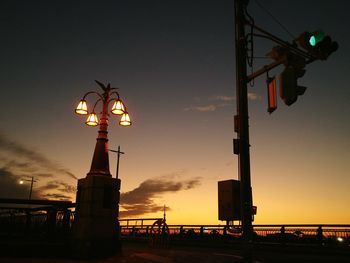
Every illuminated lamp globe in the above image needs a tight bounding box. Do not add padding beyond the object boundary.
[119,112,132,126]
[19,180,24,184]
[75,100,88,115]
[86,113,99,126]
[111,100,125,115]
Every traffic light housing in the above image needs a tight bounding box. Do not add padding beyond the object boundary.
[279,65,307,106]
[297,31,338,60]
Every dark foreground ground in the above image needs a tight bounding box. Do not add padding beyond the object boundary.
[1,240,349,263]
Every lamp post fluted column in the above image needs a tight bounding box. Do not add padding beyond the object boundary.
[88,87,111,176]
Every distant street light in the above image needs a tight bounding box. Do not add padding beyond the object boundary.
[19,176,37,200]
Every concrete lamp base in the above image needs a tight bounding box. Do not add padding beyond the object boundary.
[72,174,121,258]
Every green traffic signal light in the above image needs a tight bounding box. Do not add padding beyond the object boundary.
[297,31,338,60]
[309,36,316,46]
[308,31,325,47]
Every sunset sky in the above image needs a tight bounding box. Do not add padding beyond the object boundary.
[0,0,349,225]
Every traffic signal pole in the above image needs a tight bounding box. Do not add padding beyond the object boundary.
[232,0,337,261]
[234,0,253,246]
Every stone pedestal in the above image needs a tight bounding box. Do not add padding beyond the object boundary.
[72,175,121,257]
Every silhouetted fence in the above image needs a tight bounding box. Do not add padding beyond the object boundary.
[119,220,350,245]
[1,204,349,247]
[0,209,74,238]
[0,198,74,241]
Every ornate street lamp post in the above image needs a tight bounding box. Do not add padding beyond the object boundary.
[72,80,131,257]
[74,80,131,177]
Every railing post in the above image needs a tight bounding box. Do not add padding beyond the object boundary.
[200,226,204,237]
[63,209,71,231]
[47,209,57,238]
[26,211,31,233]
[180,226,184,237]
[280,226,286,245]
[317,225,323,244]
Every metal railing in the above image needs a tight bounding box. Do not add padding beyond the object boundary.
[1,209,349,246]
[120,222,350,245]
[0,209,74,239]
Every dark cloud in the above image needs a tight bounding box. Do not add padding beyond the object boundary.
[120,174,201,217]
[0,133,77,201]
[0,168,30,199]
[35,180,76,200]
[184,93,260,112]
[119,204,168,218]
[0,133,77,180]
[0,167,76,201]
[41,193,72,201]
[6,160,34,170]
[33,173,55,178]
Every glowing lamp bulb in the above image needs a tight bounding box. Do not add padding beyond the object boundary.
[119,112,132,126]
[19,180,24,184]
[86,113,99,126]
[111,100,125,115]
[75,100,88,115]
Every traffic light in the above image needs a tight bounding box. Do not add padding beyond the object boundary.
[279,65,307,106]
[309,31,325,46]
[298,31,325,48]
[297,31,338,60]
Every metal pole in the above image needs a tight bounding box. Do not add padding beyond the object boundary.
[109,146,125,179]
[234,0,253,244]
[88,86,111,176]
[116,145,121,179]
[29,176,34,200]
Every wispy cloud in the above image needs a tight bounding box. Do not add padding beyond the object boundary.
[120,171,201,218]
[120,204,167,218]
[185,93,260,112]
[184,105,217,112]
[0,167,30,199]
[0,133,77,201]
[0,168,76,200]
[185,94,236,113]
[36,180,76,200]
[36,180,76,193]
[0,133,77,180]
[209,95,235,102]
[41,193,73,200]
[248,92,260,101]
